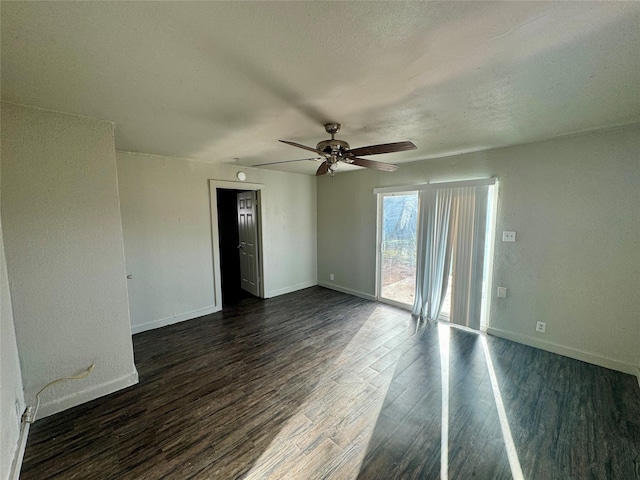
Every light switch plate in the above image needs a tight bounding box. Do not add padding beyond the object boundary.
[502,231,516,242]
[497,287,507,298]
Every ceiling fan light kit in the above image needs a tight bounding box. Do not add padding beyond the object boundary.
[266,123,416,176]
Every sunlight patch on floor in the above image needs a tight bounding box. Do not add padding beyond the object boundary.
[481,335,525,480]
[243,306,407,480]
[438,323,450,480]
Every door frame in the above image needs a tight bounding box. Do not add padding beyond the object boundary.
[209,180,265,312]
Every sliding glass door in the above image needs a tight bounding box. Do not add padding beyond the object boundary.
[378,193,418,308]
[376,181,497,327]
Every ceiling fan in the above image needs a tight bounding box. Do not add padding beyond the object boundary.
[253,123,416,176]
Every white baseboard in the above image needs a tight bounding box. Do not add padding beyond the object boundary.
[35,370,139,420]
[317,282,376,302]
[486,327,637,376]
[130,305,219,335]
[266,281,317,298]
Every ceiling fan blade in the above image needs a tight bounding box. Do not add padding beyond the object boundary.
[316,162,330,176]
[252,157,321,167]
[279,140,327,156]
[347,141,416,157]
[351,157,398,172]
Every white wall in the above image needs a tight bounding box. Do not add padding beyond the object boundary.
[317,124,640,375]
[116,151,317,334]
[1,213,24,480]
[1,103,138,419]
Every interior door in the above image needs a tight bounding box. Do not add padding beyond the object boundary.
[237,191,260,297]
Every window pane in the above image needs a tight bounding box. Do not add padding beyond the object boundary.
[380,194,417,305]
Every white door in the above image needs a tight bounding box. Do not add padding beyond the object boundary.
[237,191,260,297]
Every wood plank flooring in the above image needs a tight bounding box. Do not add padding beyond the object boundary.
[21,287,640,479]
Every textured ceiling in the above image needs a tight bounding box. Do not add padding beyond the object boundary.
[2,2,639,175]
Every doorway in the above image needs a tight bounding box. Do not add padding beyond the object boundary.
[217,189,256,307]
[209,180,265,312]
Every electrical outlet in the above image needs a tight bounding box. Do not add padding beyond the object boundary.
[536,321,546,333]
[329,273,334,281]
[497,287,507,298]
[502,231,516,242]
[25,405,35,423]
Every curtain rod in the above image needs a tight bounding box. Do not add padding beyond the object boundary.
[373,177,496,195]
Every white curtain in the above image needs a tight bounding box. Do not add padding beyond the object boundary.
[450,186,488,329]
[412,184,489,329]
[411,189,454,321]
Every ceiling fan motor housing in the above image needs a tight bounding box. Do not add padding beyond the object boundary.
[316,139,350,157]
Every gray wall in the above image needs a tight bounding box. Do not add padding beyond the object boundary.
[317,124,640,374]
[1,103,138,419]
[116,151,318,333]
[1,205,24,480]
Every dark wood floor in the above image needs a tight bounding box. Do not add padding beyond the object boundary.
[21,287,640,479]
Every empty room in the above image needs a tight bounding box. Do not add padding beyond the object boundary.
[1,2,639,479]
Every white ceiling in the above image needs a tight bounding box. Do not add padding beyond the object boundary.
[2,2,639,175]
